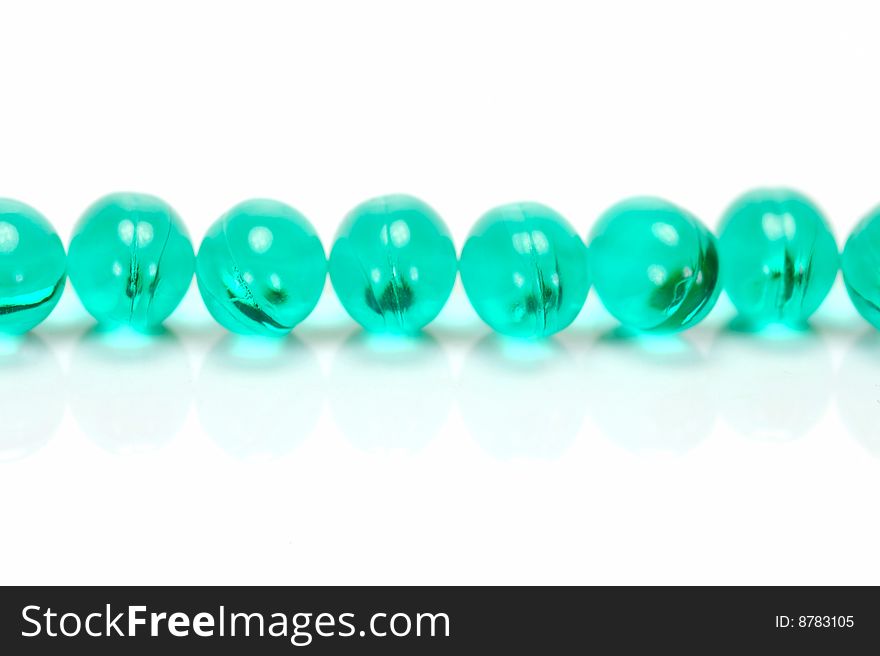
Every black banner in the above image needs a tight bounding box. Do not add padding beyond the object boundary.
[0,586,876,653]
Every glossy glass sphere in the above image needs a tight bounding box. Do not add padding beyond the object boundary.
[0,198,66,334]
[196,199,326,336]
[68,193,195,331]
[718,188,839,326]
[329,194,457,334]
[842,204,880,329]
[459,202,590,338]
[589,196,720,333]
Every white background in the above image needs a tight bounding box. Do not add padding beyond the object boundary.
[1,0,879,585]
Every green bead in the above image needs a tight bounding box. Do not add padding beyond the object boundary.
[196,199,326,336]
[842,203,880,329]
[0,198,66,334]
[460,202,590,338]
[589,196,720,333]
[329,194,456,334]
[68,193,194,331]
[718,188,839,326]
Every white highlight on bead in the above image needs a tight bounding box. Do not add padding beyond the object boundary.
[647,264,668,285]
[0,222,19,253]
[117,219,134,245]
[652,222,680,246]
[512,230,550,255]
[762,212,796,241]
[380,220,411,248]
[248,226,274,253]
[136,221,154,246]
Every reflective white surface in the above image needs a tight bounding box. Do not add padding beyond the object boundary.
[2,0,880,585]
[1,281,879,585]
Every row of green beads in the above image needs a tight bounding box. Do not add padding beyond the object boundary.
[0,189,876,338]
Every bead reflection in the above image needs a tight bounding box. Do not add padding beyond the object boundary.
[458,335,583,458]
[328,331,452,451]
[196,335,322,459]
[837,331,880,457]
[0,334,63,460]
[709,322,832,441]
[68,326,191,453]
[585,330,715,452]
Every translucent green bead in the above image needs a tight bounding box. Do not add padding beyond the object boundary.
[0,198,66,334]
[589,196,720,333]
[718,188,839,326]
[329,194,456,334]
[459,202,590,338]
[68,193,195,331]
[842,204,880,329]
[196,199,326,336]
